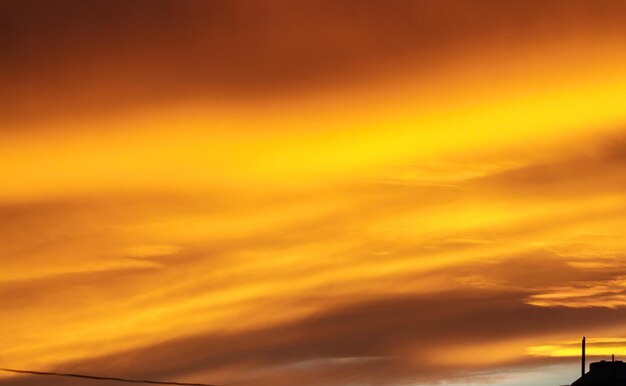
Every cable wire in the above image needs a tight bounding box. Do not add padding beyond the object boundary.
[0,367,218,386]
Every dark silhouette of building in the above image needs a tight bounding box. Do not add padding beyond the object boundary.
[571,337,626,385]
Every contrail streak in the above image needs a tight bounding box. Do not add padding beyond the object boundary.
[0,368,218,386]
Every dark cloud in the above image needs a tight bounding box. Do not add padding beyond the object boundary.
[1,288,623,386]
[2,0,626,126]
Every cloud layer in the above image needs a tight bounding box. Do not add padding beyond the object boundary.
[2,2,626,386]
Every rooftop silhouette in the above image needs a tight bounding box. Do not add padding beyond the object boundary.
[570,337,626,386]
[572,361,626,386]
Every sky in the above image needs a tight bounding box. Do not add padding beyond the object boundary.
[1,1,626,385]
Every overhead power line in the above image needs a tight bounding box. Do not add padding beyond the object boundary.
[0,368,218,386]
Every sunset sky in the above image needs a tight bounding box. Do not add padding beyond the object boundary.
[2,1,626,385]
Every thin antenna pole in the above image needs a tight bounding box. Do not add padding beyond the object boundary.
[582,336,586,377]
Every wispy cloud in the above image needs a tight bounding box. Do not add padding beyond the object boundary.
[2,2,626,385]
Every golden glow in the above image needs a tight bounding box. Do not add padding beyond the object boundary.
[529,339,626,358]
[2,3,626,386]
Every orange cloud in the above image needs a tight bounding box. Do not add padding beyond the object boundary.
[2,2,626,386]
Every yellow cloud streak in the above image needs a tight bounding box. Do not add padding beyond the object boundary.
[2,43,626,202]
[529,339,626,358]
[2,39,626,383]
